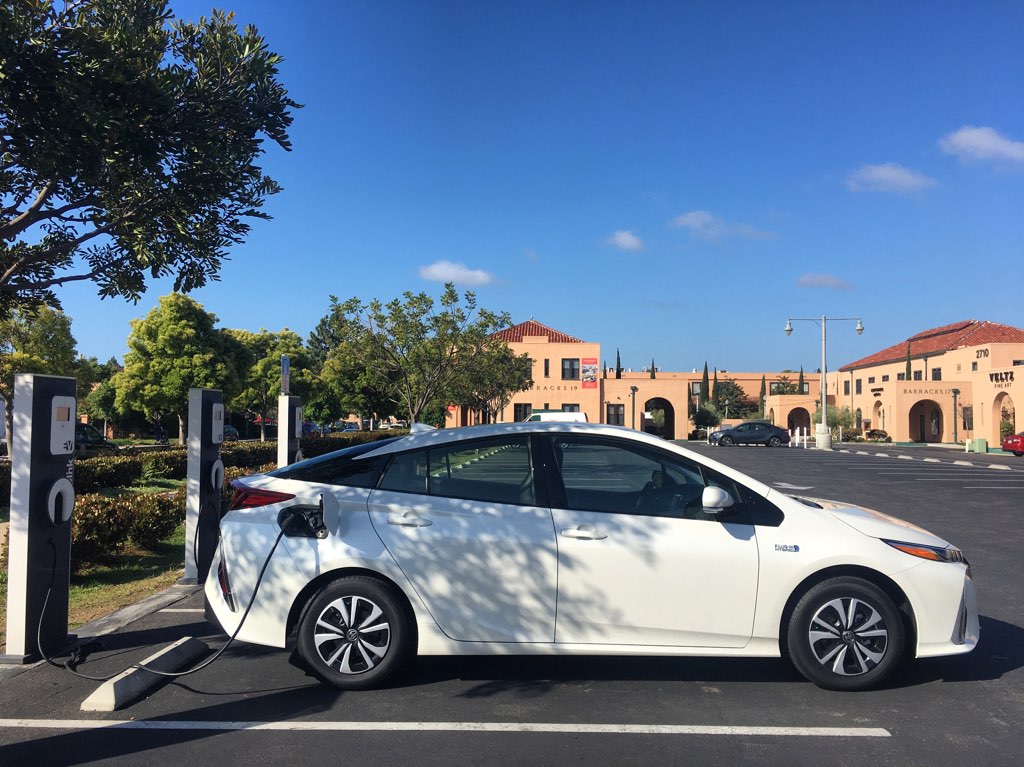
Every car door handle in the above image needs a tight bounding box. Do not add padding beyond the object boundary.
[560,524,607,540]
[387,512,433,528]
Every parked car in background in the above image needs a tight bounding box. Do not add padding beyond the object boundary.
[208,421,977,693]
[223,424,239,441]
[341,422,360,433]
[865,429,891,442]
[75,423,118,456]
[524,409,588,423]
[710,421,789,447]
[1002,431,1024,457]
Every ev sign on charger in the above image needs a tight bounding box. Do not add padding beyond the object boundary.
[2,374,78,663]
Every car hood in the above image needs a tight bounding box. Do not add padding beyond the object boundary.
[793,496,951,548]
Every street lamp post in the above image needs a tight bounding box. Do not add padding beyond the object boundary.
[785,315,864,450]
[952,388,960,444]
[630,386,639,429]
[725,399,730,420]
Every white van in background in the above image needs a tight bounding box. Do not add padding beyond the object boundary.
[523,409,588,423]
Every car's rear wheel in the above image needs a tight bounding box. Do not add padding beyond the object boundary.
[1014,451,1023,457]
[297,576,413,690]
[719,435,734,446]
[768,436,782,447]
[786,577,905,691]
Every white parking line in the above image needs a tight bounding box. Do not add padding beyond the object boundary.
[159,609,205,613]
[0,719,891,737]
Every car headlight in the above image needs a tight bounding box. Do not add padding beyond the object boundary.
[883,539,966,564]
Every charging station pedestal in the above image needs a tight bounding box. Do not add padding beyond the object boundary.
[277,395,303,468]
[2,374,77,663]
[181,388,224,585]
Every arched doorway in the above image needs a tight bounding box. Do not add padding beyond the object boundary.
[767,408,776,426]
[643,397,675,440]
[909,399,944,443]
[788,407,811,432]
[872,400,884,432]
[991,392,1015,444]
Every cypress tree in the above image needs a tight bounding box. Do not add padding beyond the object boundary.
[759,374,767,417]
[650,358,656,379]
[798,366,805,394]
[712,367,719,406]
[615,348,622,379]
[905,343,912,380]
[699,362,709,406]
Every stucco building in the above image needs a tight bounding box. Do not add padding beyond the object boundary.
[446,318,1023,447]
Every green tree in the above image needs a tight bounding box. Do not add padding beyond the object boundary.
[713,376,757,419]
[813,405,856,434]
[115,293,243,442]
[0,304,78,452]
[905,343,912,380]
[649,358,656,379]
[759,375,767,417]
[711,367,719,407]
[699,362,709,407]
[451,344,533,424]
[0,1,299,316]
[693,404,721,429]
[315,285,512,424]
[615,348,622,379]
[798,366,805,394]
[228,328,312,441]
[773,374,799,395]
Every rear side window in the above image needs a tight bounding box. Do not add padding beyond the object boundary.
[269,438,398,487]
[378,437,535,505]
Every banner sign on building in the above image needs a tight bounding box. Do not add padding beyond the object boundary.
[582,358,598,389]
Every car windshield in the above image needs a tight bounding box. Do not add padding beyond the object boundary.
[268,437,401,479]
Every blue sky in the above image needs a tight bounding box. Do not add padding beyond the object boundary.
[58,0,1023,375]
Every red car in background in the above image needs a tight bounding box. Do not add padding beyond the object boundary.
[1002,431,1024,457]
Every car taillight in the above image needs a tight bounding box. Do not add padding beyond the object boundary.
[227,480,295,511]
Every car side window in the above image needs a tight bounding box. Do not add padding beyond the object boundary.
[552,437,707,517]
[428,437,534,505]
[379,450,429,494]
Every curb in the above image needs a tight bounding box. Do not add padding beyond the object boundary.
[80,636,208,712]
[835,449,1018,472]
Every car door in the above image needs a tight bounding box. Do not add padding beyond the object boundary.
[749,423,768,444]
[732,423,752,444]
[547,435,759,648]
[367,435,558,643]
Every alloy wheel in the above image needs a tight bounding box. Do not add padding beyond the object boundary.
[313,594,392,675]
[807,597,888,676]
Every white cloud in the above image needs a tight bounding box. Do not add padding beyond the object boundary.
[939,125,1024,164]
[670,210,774,241]
[845,163,937,193]
[797,273,853,290]
[418,260,494,286]
[607,230,644,251]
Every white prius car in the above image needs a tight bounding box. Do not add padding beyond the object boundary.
[205,422,978,692]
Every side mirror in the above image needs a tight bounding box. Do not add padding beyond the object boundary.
[702,486,734,514]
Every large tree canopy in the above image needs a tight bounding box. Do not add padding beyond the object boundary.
[115,292,242,441]
[0,0,298,315]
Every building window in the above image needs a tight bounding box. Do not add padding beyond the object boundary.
[882,375,889,382]
[897,373,905,381]
[971,361,978,372]
[562,403,580,412]
[962,406,974,431]
[690,382,701,396]
[843,381,850,396]
[513,403,532,422]
[868,377,875,384]
[1014,360,1024,367]
[561,358,580,380]
[606,403,625,425]
[913,371,923,381]
[931,368,941,381]
[956,363,962,372]
[855,379,862,394]
[543,359,549,378]
[801,382,810,394]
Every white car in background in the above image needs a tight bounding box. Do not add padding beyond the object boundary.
[206,422,978,692]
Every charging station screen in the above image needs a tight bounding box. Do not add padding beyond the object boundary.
[56,406,70,421]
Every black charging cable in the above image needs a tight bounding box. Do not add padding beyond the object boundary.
[37,529,285,681]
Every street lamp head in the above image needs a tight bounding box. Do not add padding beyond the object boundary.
[855,319,864,335]
[630,385,639,394]
[784,320,793,336]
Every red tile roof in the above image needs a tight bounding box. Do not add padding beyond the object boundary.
[840,320,1024,371]
[492,319,585,344]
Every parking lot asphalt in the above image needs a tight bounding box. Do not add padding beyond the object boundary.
[1,445,1022,766]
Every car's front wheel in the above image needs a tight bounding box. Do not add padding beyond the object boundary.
[719,435,734,446]
[297,576,413,690]
[786,577,906,691]
[768,436,782,447]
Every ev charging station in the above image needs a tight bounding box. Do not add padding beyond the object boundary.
[182,388,225,585]
[277,394,303,467]
[2,374,77,663]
